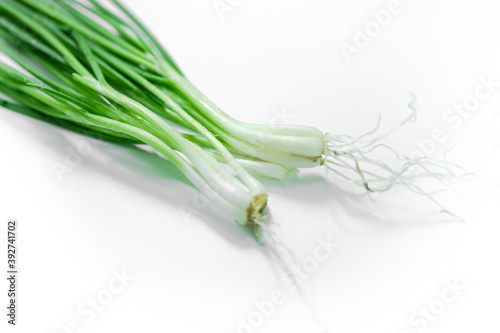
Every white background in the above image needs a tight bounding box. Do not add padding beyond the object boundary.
[1,0,500,332]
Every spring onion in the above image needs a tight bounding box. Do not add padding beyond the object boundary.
[0,0,471,243]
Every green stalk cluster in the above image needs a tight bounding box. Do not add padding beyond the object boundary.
[0,0,473,241]
[0,0,329,242]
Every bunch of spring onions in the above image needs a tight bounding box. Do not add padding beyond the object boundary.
[0,0,469,243]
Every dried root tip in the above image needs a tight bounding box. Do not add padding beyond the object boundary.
[245,194,269,244]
